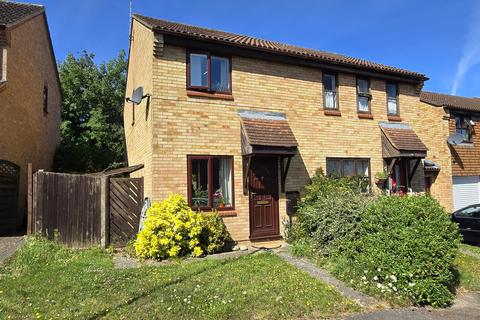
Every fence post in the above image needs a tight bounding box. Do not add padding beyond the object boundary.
[27,163,33,235]
[100,176,110,248]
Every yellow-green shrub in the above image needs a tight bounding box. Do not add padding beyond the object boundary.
[134,194,205,259]
[134,194,232,260]
[201,212,232,254]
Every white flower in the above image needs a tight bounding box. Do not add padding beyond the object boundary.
[364,270,368,274]
[388,283,393,288]
[390,275,397,282]
[409,273,413,278]
[377,268,382,272]
[373,276,379,281]
[361,276,367,280]
[242,291,247,295]
[408,282,416,287]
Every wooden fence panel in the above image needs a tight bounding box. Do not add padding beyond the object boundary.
[33,172,102,247]
[109,177,144,247]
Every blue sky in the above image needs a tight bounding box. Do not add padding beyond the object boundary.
[35,0,480,97]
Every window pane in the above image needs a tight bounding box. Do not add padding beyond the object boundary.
[212,157,233,208]
[388,98,398,115]
[211,56,230,92]
[191,159,209,207]
[356,160,369,177]
[323,74,336,91]
[358,96,369,112]
[189,53,208,87]
[357,79,368,93]
[457,206,480,218]
[327,160,341,177]
[343,160,355,176]
[325,91,337,109]
[387,83,397,98]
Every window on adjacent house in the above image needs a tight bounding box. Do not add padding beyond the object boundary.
[323,73,338,109]
[326,158,370,190]
[187,52,231,93]
[357,78,371,113]
[188,155,234,210]
[43,84,48,114]
[0,48,3,81]
[455,115,472,143]
[386,82,399,115]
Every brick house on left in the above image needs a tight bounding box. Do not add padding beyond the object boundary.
[0,1,61,234]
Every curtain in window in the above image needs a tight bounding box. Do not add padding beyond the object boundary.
[211,57,230,92]
[387,98,397,115]
[358,96,369,112]
[190,54,208,87]
[325,91,336,109]
[219,158,232,206]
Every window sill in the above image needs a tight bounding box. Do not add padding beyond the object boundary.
[387,115,402,122]
[218,210,237,217]
[453,142,474,148]
[324,109,341,116]
[358,113,374,119]
[187,90,234,101]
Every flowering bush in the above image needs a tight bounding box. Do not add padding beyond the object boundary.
[134,194,231,260]
[332,195,461,307]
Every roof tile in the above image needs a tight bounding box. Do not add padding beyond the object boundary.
[0,1,43,27]
[420,91,480,112]
[134,14,427,80]
[241,118,298,148]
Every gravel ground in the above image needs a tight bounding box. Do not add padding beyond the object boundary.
[0,236,24,265]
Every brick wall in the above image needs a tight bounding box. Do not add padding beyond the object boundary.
[0,14,61,228]
[124,21,154,198]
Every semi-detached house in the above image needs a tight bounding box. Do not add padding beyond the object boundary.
[125,14,448,243]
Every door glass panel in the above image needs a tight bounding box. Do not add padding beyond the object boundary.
[191,159,209,207]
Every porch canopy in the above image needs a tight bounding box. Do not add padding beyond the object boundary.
[380,122,427,159]
[238,110,298,193]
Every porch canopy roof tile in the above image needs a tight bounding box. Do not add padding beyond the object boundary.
[380,122,427,159]
[239,110,298,156]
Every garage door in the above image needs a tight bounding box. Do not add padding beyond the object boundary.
[453,176,480,210]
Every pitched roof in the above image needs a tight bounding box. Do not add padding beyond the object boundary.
[238,110,298,148]
[0,1,44,27]
[420,91,480,112]
[379,122,427,157]
[134,14,427,81]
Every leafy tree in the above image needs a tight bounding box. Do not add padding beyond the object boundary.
[53,50,127,173]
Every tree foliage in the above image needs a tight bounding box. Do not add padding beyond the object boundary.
[53,50,127,173]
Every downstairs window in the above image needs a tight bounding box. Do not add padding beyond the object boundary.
[188,155,234,210]
[326,158,371,191]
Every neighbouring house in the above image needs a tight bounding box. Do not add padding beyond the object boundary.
[125,14,443,243]
[0,1,61,234]
[420,92,480,211]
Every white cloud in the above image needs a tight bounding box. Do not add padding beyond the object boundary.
[451,7,480,95]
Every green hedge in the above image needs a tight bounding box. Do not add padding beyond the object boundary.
[332,196,461,307]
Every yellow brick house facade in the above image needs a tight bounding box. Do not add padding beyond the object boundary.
[125,15,449,243]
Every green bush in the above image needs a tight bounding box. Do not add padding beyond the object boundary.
[291,171,370,255]
[200,212,232,254]
[332,195,461,307]
[134,194,231,260]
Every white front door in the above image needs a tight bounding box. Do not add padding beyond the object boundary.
[453,176,480,210]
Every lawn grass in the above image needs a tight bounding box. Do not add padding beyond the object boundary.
[456,244,480,292]
[0,237,359,319]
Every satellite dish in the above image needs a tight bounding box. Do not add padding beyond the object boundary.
[130,87,144,105]
[447,133,465,145]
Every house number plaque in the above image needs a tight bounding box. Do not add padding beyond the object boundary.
[256,200,269,205]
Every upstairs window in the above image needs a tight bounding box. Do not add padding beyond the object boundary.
[0,48,5,82]
[357,78,371,113]
[455,115,473,143]
[187,52,231,94]
[323,73,338,109]
[386,82,399,115]
[188,155,234,210]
